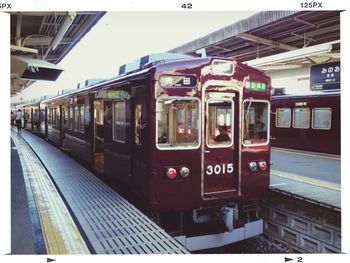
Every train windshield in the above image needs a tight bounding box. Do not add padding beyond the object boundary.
[243,100,269,145]
[156,98,200,149]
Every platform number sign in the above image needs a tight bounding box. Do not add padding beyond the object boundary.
[310,62,340,91]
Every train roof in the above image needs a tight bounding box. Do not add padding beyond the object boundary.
[41,55,269,104]
[41,67,152,103]
[272,91,340,100]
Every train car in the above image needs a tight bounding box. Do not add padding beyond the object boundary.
[21,95,55,136]
[270,92,340,154]
[22,100,41,134]
[40,53,271,250]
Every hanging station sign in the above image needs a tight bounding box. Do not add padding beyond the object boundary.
[310,61,340,91]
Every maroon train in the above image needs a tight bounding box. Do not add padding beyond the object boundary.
[20,54,271,250]
[270,92,340,155]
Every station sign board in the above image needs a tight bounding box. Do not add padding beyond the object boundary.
[310,62,340,91]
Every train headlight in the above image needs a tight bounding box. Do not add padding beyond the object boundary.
[180,167,190,178]
[248,162,257,172]
[167,168,177,179]
[258,161,267,171]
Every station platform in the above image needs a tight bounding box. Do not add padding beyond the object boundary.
[11,129,188,254]
[11,127,341,254]
[270,147,341,210]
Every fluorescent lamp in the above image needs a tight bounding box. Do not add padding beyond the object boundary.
[246,41,339,67]
[51,12,76,51]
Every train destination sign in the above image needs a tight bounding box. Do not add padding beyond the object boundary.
[310,62,340,91]
[245,81,267,92]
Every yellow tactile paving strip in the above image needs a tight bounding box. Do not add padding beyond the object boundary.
[11,130,90,254]
[270,169,340,191]
[272,147,341,160]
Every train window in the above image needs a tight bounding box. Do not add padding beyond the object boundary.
[293,108,310,129]
[53,108,57,125]
[84,105,91,126]
[79,106,85,132]
[64,107,68,128]
[33,110,39,124]
[69,106,74,130]
[207,99,233,147]
[40,109,45,122]
[156,98,200,149]
[47,109,50,123]
[243,100,269,146]
[211,60,234,76]
[74,106,79,131]
[312,108,331,130]
[135,104,142,145]
[113,101,126,143]
[276,108,291,128]
[25,109,31,121]
[49,108,55,124]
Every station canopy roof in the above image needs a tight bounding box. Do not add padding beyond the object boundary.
[10,11,106,96]
[169,11,340,71]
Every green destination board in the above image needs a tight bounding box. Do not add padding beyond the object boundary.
[246,81,267,92]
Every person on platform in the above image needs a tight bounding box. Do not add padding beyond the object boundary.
[15,109,22,132]
[11,111,15,127]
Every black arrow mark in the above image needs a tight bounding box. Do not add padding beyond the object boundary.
[47,258,56,263]
[285,257,293,262]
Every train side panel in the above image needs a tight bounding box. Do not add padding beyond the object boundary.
[271,93,340,154]
[62,94,92,165]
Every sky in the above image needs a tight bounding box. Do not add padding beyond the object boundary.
[13,11,256,102]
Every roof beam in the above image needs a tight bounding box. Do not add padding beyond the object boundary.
[15,15,22,46]
[294,17,319,28]
[10,12,67,16]
[287,24,339,42]
[290,32,316,43]
[211,45,232,52]
[227,46,272,60]
[11,44,38,55]
[169,11,299,54]
[237,32,298,51]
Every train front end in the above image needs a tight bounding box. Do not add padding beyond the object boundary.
[149,57,271,250]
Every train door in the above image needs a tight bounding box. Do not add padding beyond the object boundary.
[59,105,64,146]
[33,108,39,133]
[44,107,48,137]
[131,94,147,193]
[30,108,34,131]
[202,90,239,199]
[93,100,104,172]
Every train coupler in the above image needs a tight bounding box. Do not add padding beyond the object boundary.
[220,206,239,232]
[192,205,239,232]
